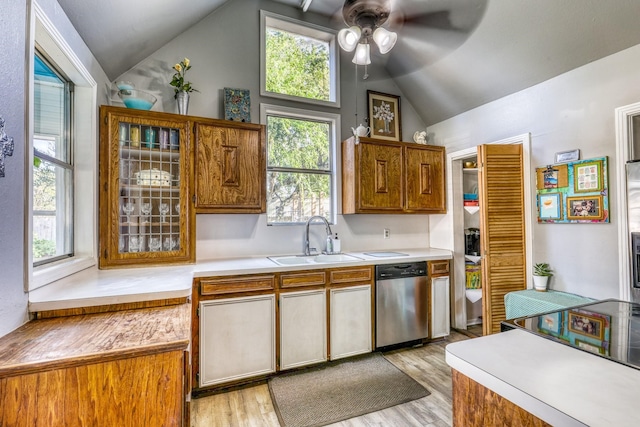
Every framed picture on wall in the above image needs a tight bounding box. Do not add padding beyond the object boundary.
[367,90,401,142]
[538,192,562,220]
[566,195,604,220]
[223,87,251,122]
[573,159,603,193]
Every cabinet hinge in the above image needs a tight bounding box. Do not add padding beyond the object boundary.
[192,195,196,203]
[104,116,108,124]
[195,372,200,383]
[196,306,200,317]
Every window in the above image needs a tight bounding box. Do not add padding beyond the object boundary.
[261,11,340,107]
[29,2,97,290]
[261,104,340,224]
[33,52,73,266]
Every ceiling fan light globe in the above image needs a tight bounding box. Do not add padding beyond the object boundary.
[373,27,397,54]
[352,43,371,65]
[338,26,361,52]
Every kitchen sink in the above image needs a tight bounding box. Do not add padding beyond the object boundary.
[268,253,363,266]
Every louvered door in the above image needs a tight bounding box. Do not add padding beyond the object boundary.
[478,144,526,335]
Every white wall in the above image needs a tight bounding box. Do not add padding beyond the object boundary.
[429,43,640,300]
[0,0,109,338]
[117,0,431,260]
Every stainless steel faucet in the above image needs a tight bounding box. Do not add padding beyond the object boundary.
[304,215,333,256]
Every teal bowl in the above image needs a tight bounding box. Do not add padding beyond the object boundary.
[118,89,157,110]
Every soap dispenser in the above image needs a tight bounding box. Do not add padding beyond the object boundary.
[325,234,334,254]
[333,233,341,253]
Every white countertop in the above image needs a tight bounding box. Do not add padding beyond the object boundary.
[446,329,640,427]
[29,248,451,312]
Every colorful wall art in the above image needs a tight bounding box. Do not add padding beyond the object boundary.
[536,156,609,224]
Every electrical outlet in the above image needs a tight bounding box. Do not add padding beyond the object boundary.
[383,228,390,239]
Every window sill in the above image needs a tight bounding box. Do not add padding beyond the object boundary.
[31,256,95,291]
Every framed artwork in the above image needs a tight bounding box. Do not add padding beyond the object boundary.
[573,159,603,193]
[538,192,561,220]
[535,156,609,224]
[536,164,568,190]
[566,195,604,220]
[555,149,580,163]
[367,90,401,142]
[223,87,251,122]
[538,311,563,335]
[568,311,605,340]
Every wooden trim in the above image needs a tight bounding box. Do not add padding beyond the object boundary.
[191,280,201,391]
[33,297,188,319]
[329,266,372,284]
[279,271,327,289]
[428,260,450,277]
[200,275,275,295]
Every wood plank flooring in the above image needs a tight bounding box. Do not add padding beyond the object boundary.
[191,331,473,427]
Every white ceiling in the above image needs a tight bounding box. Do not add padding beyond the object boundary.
[56,0,640,125]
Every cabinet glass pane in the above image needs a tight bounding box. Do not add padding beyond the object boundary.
[117,121,182,254]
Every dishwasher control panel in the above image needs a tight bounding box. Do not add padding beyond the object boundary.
[375,262,427,280]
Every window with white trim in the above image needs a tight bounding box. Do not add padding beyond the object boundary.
[261,11,340,107]
[29,3,97,290]
[261,104,339,224]
[33,51,73,266]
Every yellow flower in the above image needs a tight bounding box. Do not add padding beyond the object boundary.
[174,63,182,72]
[184,58,190,67]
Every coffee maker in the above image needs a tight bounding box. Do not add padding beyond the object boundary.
[465,228,480,256]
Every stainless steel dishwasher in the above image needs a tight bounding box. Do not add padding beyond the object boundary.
[376,261,428,348]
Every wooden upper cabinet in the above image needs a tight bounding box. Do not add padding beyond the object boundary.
[195,119,266,213]
[342,137,446,214]
[98,106,195,268]
[405,145,446,213]
[348,139,404,213]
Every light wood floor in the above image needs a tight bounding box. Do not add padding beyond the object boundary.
[191,331,473,427]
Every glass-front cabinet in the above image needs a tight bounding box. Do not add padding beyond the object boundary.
[99,106,194,268]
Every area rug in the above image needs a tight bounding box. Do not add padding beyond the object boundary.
[268,352,430,427]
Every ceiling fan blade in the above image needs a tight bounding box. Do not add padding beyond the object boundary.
[384,28,467,76]
[382,0,487,76]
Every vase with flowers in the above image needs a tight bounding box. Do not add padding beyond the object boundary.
[170,58,198,115]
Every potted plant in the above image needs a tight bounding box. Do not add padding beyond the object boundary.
[533,263,553,292]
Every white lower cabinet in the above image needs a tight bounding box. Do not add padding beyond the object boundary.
[431,276,451,338]
[199,294,276,387]
[330,284,372,360]
[279,289,327,370]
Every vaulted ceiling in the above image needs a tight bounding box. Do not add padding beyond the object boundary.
[56,0,640,125]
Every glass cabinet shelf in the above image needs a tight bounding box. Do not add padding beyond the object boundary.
[99,106,194,268]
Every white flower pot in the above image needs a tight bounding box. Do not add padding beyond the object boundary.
[533,275,550,292]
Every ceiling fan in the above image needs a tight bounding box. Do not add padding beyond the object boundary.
[326,0,488,77]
